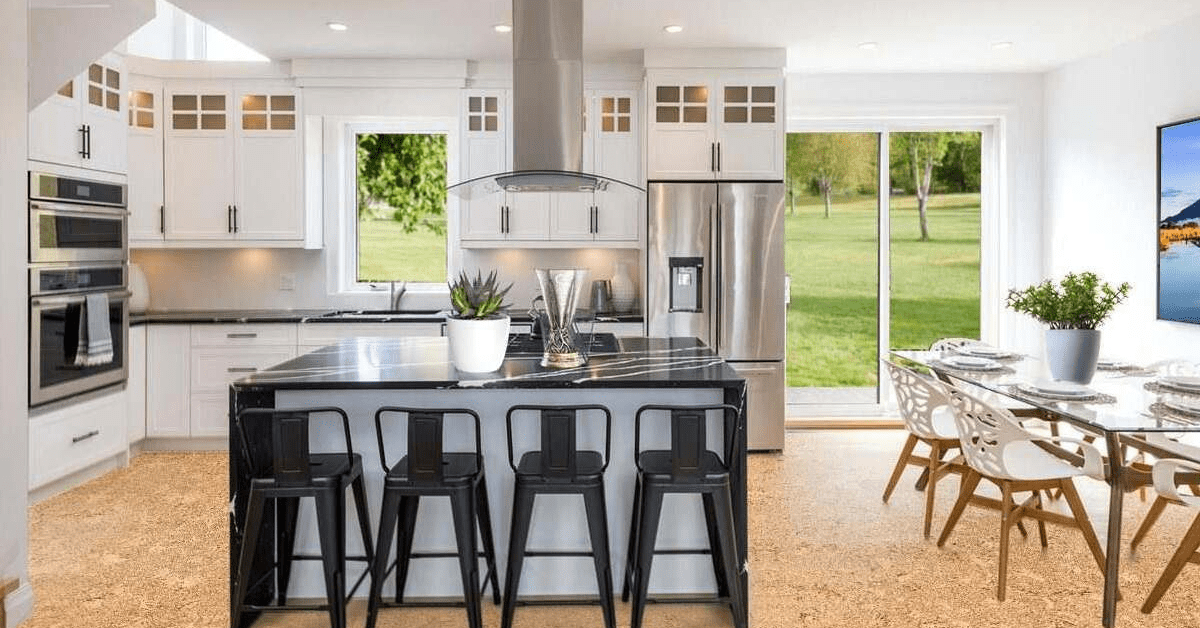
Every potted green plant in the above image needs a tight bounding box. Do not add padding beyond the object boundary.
[445,270,513,373]
[1006,272,1131,384]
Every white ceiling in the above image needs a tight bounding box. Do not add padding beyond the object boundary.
[170,0,1200,73]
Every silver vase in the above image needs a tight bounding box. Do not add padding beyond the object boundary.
[534,268,589,368]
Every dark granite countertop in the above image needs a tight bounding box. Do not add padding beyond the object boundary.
[232,336,738,390]
[131,309,643,326]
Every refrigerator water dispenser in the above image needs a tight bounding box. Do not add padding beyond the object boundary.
[669,256,704,312]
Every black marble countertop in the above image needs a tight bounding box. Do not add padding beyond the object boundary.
[131,309,643,325]
[232,336,738,390]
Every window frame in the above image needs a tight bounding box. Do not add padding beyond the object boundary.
[335,118,460,297]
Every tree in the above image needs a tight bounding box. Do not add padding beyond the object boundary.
[786,133,876,218]
[935,133,981,193]
[356,133,448,234]
[890,132,963,241]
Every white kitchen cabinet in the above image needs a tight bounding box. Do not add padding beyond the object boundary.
[164,83,236,241]
[127,325,147,443]
[29,54,128,174]
[646,71,783,181]
[159,80,308,247]
[146,324,191,438]
[189,323,297,438]
[128,75,165,243]
[461,89,641,246]
[29,389,128,490]
[459,90,509,242]
[234,87,304,240]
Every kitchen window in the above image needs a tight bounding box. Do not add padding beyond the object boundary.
[354,132,449,284]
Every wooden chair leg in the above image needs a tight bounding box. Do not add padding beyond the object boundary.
[1131,496,1170,552]
[1059,480,1108,577]
[883,434,919,503]
[997,482,1015,602]
[924,441,941,538]
[937,469,981,547]
[1142,510,1200,614]
[1034,492,1048,548]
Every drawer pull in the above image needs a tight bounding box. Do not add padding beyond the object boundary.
[226,333,258,339]
[71,430,100,444]
[227,367,258,373]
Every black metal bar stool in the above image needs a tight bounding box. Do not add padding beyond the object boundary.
[366,406,501,628]
[621,404,746,628]
[501,404,616,628]
[231,406,374,628]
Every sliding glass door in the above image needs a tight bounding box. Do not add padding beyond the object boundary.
[785,129,983,415]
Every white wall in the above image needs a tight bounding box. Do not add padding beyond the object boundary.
[2,0,31,624]
[787,73,1047,352]
[1044,15,1200,361]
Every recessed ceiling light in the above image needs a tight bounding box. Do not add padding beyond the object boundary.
[663,25,684,34]
[857,41,879,51]
[991,41,1014,50]
[326,21,348,31]
[494,24,513,33]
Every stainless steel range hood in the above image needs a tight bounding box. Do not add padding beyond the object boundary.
[448,0,643,200]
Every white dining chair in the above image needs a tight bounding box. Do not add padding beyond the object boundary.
[929,337,982,353]
[882,359,963,537]
[937,385,1109,601]
[1139,457,1200,613]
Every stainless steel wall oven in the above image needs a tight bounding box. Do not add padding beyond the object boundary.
[28,171,129,407]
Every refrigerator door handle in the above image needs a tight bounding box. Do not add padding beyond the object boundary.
[710,202,720,352]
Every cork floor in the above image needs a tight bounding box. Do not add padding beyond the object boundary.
[25,430,1200,627]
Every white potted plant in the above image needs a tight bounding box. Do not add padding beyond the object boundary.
[1006,272,1131,384]
[445,270,512,373]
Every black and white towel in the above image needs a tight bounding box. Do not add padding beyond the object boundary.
[74,293,114,367]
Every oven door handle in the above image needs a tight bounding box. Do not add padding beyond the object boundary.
[31,291,131,307]
[30,201,130,217]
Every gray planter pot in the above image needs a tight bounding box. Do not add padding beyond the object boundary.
[1045,328,1101,384]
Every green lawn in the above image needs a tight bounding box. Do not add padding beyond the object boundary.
[357,218,446,283]
[786,193,980,388]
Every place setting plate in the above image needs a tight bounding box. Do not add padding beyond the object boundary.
[1159,375,1200,393]
[935,354,1007,372]
[1163,397,1200,418]
[1012,378,1106,402]
[953,344,1019,360]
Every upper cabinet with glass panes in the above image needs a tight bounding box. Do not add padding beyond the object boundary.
[646,70,783,180]
[239,93,297,132]
[28,53,127,174]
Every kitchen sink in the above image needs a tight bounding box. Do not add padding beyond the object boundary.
[315,309,447,321]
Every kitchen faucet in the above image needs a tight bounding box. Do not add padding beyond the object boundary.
[390,281,407,311]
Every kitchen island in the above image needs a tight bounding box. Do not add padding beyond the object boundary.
[228,336,747,626]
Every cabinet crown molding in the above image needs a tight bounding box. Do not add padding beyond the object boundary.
[643,48,786,70]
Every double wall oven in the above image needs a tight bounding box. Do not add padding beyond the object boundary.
[28,171,129,407]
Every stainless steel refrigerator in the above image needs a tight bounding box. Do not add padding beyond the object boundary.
[645,182,787,451]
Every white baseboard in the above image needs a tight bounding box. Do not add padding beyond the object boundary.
[5,582,33,628]
[139,437,227,452]
[28,452,128,505]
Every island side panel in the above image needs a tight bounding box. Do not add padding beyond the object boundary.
[725,379,750,625]
[269,387,733,600]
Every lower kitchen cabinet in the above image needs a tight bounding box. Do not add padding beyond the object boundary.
[296,321,442,354]
[127,325,147,442]
[146,324,191,438]
[29,389,128,490]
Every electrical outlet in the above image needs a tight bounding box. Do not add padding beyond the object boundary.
[278,273,295,291]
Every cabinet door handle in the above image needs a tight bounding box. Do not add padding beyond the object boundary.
[84,125,91,159]
[711,142,716,172]
[227,205,233,232]
[591,206,598,233]
[499,206,505,234]
[233,205,239,234]
[78,125,88,158]
[159,205,165,234]
[717,142,722,172]
[71,429,100,444]
[226,367,258,373]
[226,332,258,339]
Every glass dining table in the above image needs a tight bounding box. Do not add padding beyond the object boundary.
[892,349,1200,628]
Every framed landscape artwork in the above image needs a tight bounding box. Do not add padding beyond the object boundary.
[1158,116,1200,324]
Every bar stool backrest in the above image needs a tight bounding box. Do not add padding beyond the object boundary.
[235,407,354,488]
[506,404,613,479]
[374,407,482,483]
[634,404,742,477]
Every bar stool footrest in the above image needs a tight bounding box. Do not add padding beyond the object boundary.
[521,550,596,558]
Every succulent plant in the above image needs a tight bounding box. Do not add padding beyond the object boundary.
[448,270,512,319]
